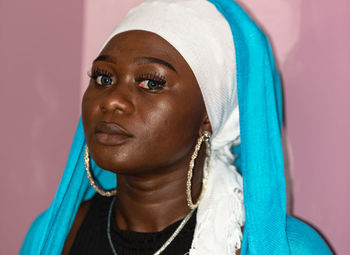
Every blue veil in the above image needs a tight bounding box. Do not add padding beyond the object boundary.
[207,0,331,253]
[21,0,332,254]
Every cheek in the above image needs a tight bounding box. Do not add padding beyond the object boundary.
[137,97,204,167]
[81,87,100,143]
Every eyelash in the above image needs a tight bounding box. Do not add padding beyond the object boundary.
[87,68,166,90]
[89,68,112,78]
[88,68,113,86]
[136,73,166,90]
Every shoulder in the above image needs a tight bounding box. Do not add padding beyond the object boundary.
[20,209,49,255]
[21,194,103,255]
[21,201,91,255]
[61,199,92,255]
[286,215,333,255]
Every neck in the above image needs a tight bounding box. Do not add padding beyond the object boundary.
[114,147,206,233]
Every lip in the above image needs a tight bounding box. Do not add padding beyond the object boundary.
[94,122,133,146]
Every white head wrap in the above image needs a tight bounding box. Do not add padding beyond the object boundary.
[102,0,244,254]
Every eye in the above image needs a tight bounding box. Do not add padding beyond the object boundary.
[136,73,166,91]
[138,79,164,90]
[96,75,114,86]
[88,68,114,86]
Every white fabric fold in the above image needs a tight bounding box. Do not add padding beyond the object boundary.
[190,155,244,254]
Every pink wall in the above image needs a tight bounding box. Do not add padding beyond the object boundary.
[1,0,348,254]
[282,1,350,253]
[0,0,84,254]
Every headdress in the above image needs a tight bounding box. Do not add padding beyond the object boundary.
[20,0,332,254]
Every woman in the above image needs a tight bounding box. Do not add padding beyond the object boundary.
[20,0,332,254]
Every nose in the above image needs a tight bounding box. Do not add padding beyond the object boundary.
[99,82,134,114]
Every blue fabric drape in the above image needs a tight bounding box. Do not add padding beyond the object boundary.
[208,0,331,253]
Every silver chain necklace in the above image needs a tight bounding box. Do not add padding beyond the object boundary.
[107,196,195,255]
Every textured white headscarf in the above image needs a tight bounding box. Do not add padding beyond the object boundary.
[102,0,244,254]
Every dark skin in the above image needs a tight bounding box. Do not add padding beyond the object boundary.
[62,30,241,255]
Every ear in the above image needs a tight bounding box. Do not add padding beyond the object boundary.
[199,112,212,136]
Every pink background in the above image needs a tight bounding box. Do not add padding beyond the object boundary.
[1,0,349,254]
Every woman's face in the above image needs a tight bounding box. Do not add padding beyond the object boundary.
[82,30,209,175]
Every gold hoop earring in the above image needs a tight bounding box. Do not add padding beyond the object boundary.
[84,145,117,197]
[186,131,211,210]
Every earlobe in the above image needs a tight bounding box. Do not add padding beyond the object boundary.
[199,113,212,136]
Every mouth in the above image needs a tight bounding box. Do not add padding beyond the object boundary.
[94,121,133,146]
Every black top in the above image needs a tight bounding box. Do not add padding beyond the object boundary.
[69,194,196,255]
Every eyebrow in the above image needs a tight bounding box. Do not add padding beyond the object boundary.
[134,56,177,73]
[93,55,115,64]
[93,55,177,73]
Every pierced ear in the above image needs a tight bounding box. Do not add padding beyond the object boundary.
[199,112,212,136]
